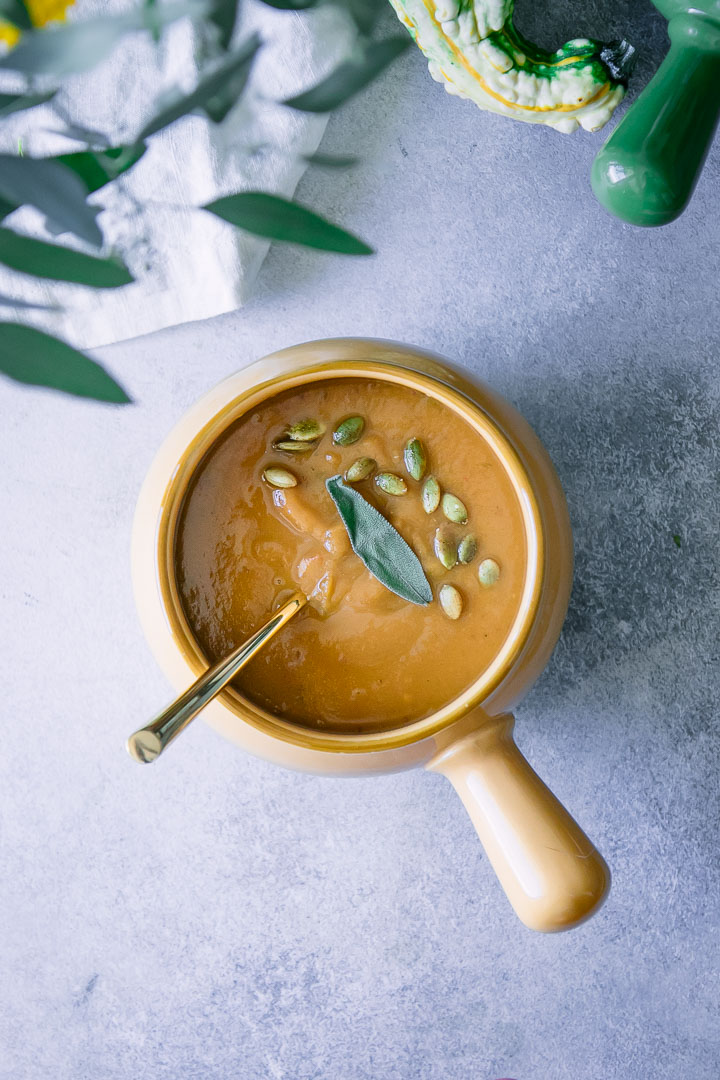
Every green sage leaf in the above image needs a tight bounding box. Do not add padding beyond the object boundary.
[0,1,208,77]
[0,228,134,287]
[139,33,261,137]
[0,90,55,118]
[0,323,131,403]
[0,0,32,30]
[0,155,102,247]
[284,36,411,113]
[326,474,432,605]
[204,191,373,254]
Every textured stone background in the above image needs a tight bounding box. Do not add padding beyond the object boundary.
[2,2,719,1078]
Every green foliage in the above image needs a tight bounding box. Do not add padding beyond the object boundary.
[0,146,146,225]
[0,1,32,31]
[56,145,147,193]
[0,0,408,405]
[0,2,209,77]
[0,90,55,117]
[0,292,57,310]
[204,192,373,254]
[285,36,411,112]
[208,0,242,49]
[139,33,261,137]
[0,228,134,287]
[0,155,103,246]
[0,323,131,402]
[257,0,316,10]
[304,153,359,168]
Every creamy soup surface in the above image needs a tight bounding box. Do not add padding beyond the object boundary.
[175,378,528,732]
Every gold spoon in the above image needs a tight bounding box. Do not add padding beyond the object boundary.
[127,592,306,763]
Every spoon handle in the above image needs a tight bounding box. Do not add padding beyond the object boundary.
[127,593,306,763]
[591,7,720,226]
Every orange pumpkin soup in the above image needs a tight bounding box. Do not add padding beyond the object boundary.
[175,378,528,733]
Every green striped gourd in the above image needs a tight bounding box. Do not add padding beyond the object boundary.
[388,0,634,133]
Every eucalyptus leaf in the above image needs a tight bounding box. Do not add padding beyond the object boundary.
[0,228,134,287]
[209,0,241,49]
[0,323,131,403]
[0,155,102,247]
[0,292,59,311]
[48,123,111,149]
[0,1,209,77]
[58,144,146,192]
[326,475,432,605]
[0,90,55,118]
[204,191,373,254]
[332,0,386,34]
[0,0,31,30]
[304,152,359,168]
[256,0,315,10]
[144,0,161,42]
[0,145,145,225]
[139,33,261,137]
[284,36,411,112]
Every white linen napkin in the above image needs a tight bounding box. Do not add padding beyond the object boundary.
[0,0,354,348]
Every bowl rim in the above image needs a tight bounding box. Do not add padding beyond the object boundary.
[145,347,545,754]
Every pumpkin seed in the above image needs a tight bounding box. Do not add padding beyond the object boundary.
[375,472,407,496]
[422,475,441,514]
[263,466,298,488]
[439,584,463,620]
[333,415,365,446]
[273,439,316,453]
[442,492,468,524]
[458,534,477,564]
[286,418,325,442]
[434,526,457,569]
[478,558,500,587]
[345,456,376,482]
[403,437,427,481]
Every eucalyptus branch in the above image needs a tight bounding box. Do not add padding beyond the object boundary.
[0,0,409,402]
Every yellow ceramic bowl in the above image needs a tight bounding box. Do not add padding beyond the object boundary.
[132,338,610,932]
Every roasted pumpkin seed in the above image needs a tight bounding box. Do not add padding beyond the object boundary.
[403,437,427,481]
[286,418,325,442]
[345,456,376,482]
[375,472,407,496]
[458,534,477,564]
[442,492,468,524]
[333,415,365,446]
[422,475,441,514]
[434,526,457,569]
[273,439,316,453]
[439,584,463,620]
[263,466,298,488]
[478,558,500,587]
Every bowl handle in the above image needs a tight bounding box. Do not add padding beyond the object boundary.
[428,714,610,932]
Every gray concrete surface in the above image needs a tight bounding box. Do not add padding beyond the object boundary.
[2,2,719,1078]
